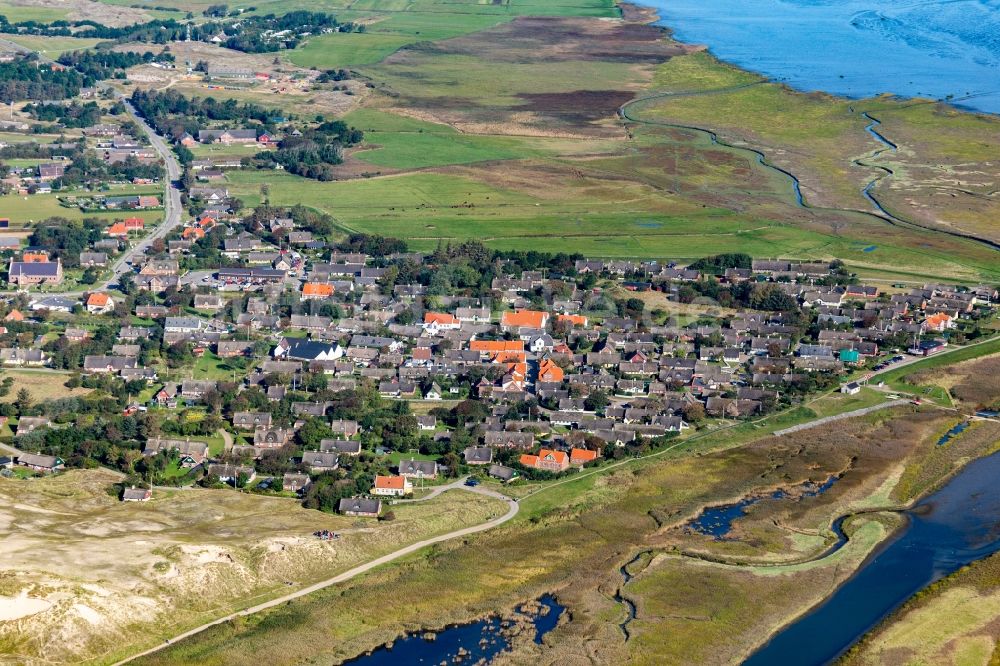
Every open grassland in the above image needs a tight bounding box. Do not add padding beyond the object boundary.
[864,100,1000,244]
[342,108,624,170]
[0,470,504,665]
[908,352,1000,411]
[291,31,436,69]
[843,552,1000,666]
[0,1,68,22]
[223,6,1000,280]
[134,403,1000,666]
[226,164,996,280]
[0,191,164,227]
[6,0,152,25]
[0,369,91,404]
[637,51,1000,249]
[4,35,103,57]
[807,387,889,418]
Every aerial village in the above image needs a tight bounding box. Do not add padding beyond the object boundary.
[1,193,995,517]
[0,41,994,520]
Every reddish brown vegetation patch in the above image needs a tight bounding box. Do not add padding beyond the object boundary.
[387,16,691,66]
[516,90,635,124]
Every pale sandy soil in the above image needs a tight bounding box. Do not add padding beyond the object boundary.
[0,592,52,621]
[0,469,501,665]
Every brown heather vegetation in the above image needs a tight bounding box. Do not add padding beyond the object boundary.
[373,16,692,138]
[909,353,1000,411]
[0,472,504,665]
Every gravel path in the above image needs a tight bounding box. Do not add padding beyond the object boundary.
[773,400,911,436]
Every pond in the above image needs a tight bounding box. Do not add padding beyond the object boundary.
[344,595,565,665]
[686,476,838,539]
[936,421,969,446]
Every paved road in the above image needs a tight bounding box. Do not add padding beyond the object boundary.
[113,484,518,665]
[99,100,184,290]
[219,428,233,453]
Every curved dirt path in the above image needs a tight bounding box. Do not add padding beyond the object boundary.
[112,485,517,665]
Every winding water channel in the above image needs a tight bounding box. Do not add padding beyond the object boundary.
[744,449,1000,665]
[855,110,904,224]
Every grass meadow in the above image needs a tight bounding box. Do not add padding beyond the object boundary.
[225,169,999,279]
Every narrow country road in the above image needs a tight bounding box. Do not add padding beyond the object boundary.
[112,485,518,665]
[100,100,184,290]
[218,428,234,453]
[394,476,478,503]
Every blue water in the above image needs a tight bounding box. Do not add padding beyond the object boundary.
[937,421,970,445]
[643,0,1000,115]
[744,449,1000,665]
[344,595,564,665]
[861,245,877,253]
[687,476,838,539]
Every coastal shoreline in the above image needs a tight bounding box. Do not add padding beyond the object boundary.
[621,0,1000,119]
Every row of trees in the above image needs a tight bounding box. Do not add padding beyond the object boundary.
[0,12,360,54]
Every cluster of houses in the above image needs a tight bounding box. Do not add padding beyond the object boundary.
[178,128,276,146]
[0,122,162,201]
[1,158,74,195]
[2,213,995,514]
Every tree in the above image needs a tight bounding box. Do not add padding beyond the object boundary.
[584,389,610,413]
[14,387,32,413]
[165,341,192,368]
[118,272,136,296]
[749,284,798,312]
[682,402,705,424]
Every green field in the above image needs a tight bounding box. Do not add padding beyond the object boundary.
[0,1,68,22]
[289,32,418,68]
[224,167,998,278]
[189,350,244,382]
[0,183,165,226]
[5,35,104,56]
[280,1,1000,279]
